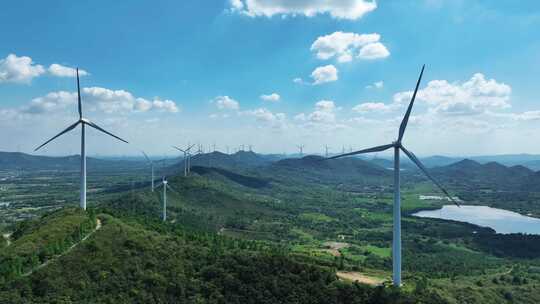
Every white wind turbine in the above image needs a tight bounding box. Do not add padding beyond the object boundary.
[156,177,181,221]
[35,68,128,210]
[173,144,195,176]
[141,150,155,192]
[328,65,459,286]
[156,177,168,221]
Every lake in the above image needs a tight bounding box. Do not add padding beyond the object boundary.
[413,205,540,235]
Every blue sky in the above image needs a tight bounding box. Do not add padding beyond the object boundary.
[1,0,540,156]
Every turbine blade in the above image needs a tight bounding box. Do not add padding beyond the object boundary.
[400,146,460,207]
[76,68,82,119]
[398,65,425,142]
[85,120,129,144]
[327,143,394,160]
[34,121,81,151]
[141,150,151,163]
[166,184,180,195]
[172,146,185,153]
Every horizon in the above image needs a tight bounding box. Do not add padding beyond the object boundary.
[5,148,540,161]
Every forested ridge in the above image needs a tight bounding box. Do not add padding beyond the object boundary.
[0,208,445,304]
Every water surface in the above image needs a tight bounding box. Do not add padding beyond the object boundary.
[413,205,540,235]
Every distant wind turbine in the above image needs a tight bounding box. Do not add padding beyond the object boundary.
[173,144,195,176]
[297,145,305,157]
[328,65,459,287]
[35,68,128,210]
[141,150,155,192]
[324,145,330,158]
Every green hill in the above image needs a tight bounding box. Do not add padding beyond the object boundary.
[0,208,439,304]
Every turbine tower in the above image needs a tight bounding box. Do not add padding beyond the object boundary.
[141,150,155,192]
[328,65,459,286]
[324,145,330,158]
[297,145,305,157]
[156,177,169,221]
[173,144,195,176]
[35,68,128,210]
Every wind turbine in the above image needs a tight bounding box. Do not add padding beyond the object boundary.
[327,65,459,286]
[297,145,305,157]
[156,177,168,221]
[35,68,128,210]
[141,150,155,192]
[173,144,195,176]
[324,145,330,158]
[155,177,181,221]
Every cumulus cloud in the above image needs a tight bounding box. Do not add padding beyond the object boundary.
[229,0,377,20]
[358,42,390,60]
[366,81,384,89]
[311,32,389,63]
[48,64,89,77]
[0,54,45,84]
[213,95,240,110]
[242,108,285,122]
[296,100,339,125]
[260,93,280,102]
[353,102,398,113]
[293,77,306,85]
[311,65,338,85]
[393,73,511,116]
[21,87,179,115]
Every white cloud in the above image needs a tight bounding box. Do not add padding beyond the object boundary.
[148,99,179,113]
[296,100,338,124]
[393,73,511,116]
[353,102,397,113]
[242,108,285,122]
[229,0,245,10]
[493,110,540,122]
[48,64,89,77]
[311,65,338,85]
[229,0,377,20]
[311,32,389,63]
[366,81,384,89]
[358,42,390,60]
[0,54,45,84]
[293,77,306,85]
[20,87,179,115]
[260,93,280,102]
[213,95,240,110]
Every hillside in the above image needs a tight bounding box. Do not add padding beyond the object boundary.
[189,151,273,169]
[0,208,440,304]
[431,159,536,190]
[269,155,391,187]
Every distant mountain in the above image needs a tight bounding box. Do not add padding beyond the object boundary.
[420,155,464,168]
[268,155,391,186]
[191,166,271,189]
[189,151,272,169]
[431,159,536,190]
[470,154,540,167]
[0,151,142,171]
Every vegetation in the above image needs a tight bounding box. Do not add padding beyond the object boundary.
[1,153,540,303]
